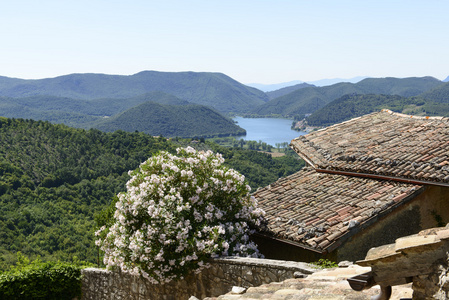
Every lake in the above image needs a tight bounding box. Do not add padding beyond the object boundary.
[233,117,307,147]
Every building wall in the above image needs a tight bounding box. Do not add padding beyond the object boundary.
[336,185,449,261]
[417,186,449,228]
[81,257,315,300]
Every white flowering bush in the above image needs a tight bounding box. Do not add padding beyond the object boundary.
[95,146,265,283]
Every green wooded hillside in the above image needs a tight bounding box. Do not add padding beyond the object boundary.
[266,83,314,100]
[0,91,187,119]
[419,81,449,103]
[94,101,245,138]
[0,92,245,138]
[0,117,304,270]
[305,94,449,127]
[0,71,269,114]
[254,77,443,117]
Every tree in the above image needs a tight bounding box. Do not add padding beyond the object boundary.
[95,147,265,283]
[239,139,245,148]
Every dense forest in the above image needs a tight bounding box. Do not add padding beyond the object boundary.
[0,92,246,138]
[304,94,449,126]
[94,101,245,138]
[419,81,449,103]
[0,117,304,271]
[0,92,189,121]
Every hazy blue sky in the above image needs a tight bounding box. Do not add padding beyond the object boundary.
[1,0,447,84]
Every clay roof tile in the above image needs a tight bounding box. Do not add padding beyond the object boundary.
[253,167,423,253]
[290,110,449,186]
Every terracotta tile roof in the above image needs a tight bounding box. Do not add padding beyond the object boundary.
[290,110,449,186]
[253,167,423,253]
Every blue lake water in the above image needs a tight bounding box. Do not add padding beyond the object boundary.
[233,117,307,147]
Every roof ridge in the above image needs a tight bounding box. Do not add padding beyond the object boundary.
[290,109,449,186]
[381,109,447,120]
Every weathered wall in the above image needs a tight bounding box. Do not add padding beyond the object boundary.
[81,257,315,300]
[416,186,449,229]
[336,200,422,261]
[336,185,449,262]
[411,256,449,299]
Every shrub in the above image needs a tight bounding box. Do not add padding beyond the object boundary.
[311,259,338,269]
[0,254,84,300]
[96,147,265,283]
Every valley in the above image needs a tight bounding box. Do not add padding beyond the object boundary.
[1,70,449,271]
[1,71,448,139]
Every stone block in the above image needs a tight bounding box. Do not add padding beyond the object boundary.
[437,229,449,240]
[231,286,246,294]
[273,288,303,295]
[338,260,353,268]
[395,234,441,252]
[358,243,397,265]
[294,271,307,278]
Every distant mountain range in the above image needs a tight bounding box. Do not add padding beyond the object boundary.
[0,71,268,114]
[253,76,444,117]
[246,81,303,92]
[247,76,368,92]
[303,81,449,126]
[1,71,448,138]
[443,76,449,82]
[305,76,369,87]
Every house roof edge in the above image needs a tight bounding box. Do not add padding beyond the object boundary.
[316,168,449,188]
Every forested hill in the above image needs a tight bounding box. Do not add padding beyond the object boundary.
[253,76,443,117]
[0,117,304,269]
[94,101,246,138]
[304,94,449,127]
[0,92,246,138]
[0,71,269,114]
[418,81,449,103]
[266,82,315,100]
[0,91,188,121]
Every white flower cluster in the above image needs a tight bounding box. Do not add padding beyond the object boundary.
[95,146,265,283]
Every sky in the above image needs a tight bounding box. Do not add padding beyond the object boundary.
[1,0,448,84]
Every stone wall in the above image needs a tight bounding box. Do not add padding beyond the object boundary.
[81,257,315,300]
[412,254,449,300]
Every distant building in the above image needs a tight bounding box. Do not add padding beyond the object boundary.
[253,110,449,262]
